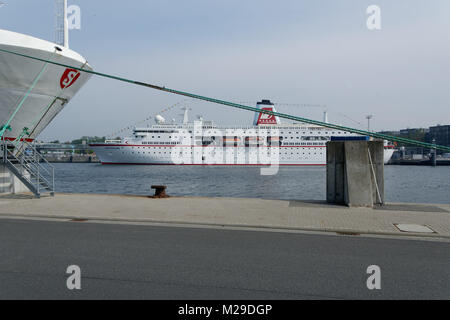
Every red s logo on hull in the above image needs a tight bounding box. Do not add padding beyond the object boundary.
[60,68,81,89]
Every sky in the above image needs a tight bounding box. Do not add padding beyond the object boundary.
[1,0,449,141]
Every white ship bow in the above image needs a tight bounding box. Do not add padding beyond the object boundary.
[0,29,92,141]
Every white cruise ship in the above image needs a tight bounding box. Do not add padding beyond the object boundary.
[91,100,395,166]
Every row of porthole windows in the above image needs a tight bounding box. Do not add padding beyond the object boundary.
[125,151,323,155]
[125,147,324,151]
[125,147,325,151]
[139,131,349,139]
[141,142,180,145]
[283,142,326,145]
[128,152,171,154]
[144,132,346,137]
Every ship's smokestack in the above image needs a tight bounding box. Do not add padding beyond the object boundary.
[253,100,280,126]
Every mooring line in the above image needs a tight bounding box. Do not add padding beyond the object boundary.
[0,49,57,139]
[0,47,448,152]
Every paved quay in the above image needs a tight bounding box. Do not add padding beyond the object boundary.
[0,193,449,239]
[1,218,449,299]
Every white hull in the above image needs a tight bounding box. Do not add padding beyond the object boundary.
[91,123,395,165]
[383,148,395,164]
[91,144,327,166]
[0,29,92,141]
[92,144,395,165]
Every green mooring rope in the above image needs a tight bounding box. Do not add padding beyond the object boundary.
[24,60,89,142]
[0,47,448,152]
[0,49,56,139]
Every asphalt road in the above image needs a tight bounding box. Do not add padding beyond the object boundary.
[0,218,449,299]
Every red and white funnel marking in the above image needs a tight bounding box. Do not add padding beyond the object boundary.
[253,100,280,125]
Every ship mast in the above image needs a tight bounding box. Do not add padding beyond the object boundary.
[55,0,69,48]
[182,107,190,124]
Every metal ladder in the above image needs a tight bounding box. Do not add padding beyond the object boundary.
[1,139,55,198]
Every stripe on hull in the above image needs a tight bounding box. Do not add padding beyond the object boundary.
[101,162,327,166]
[3,136,34,142]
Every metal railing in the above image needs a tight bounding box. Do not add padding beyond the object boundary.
[1,139,55,198]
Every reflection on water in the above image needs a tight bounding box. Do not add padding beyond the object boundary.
[53,164,450,204]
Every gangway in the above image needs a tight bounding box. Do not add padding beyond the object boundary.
[1,139,55,198]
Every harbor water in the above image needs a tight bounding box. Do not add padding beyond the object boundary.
[52,164,450,204]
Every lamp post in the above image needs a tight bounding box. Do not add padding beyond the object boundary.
[431,138,437,167]
[366,115,373,132]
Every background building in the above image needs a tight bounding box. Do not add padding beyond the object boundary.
[428,125,450,153]
[379,125,449,158]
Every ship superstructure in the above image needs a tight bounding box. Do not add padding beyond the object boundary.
[91,100,395,165]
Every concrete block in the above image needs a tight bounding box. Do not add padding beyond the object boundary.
[0,164,31,195]
[327,140,384,207]
[327,142,345,203]
[344,141,373,207]
[368,142,384,205]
